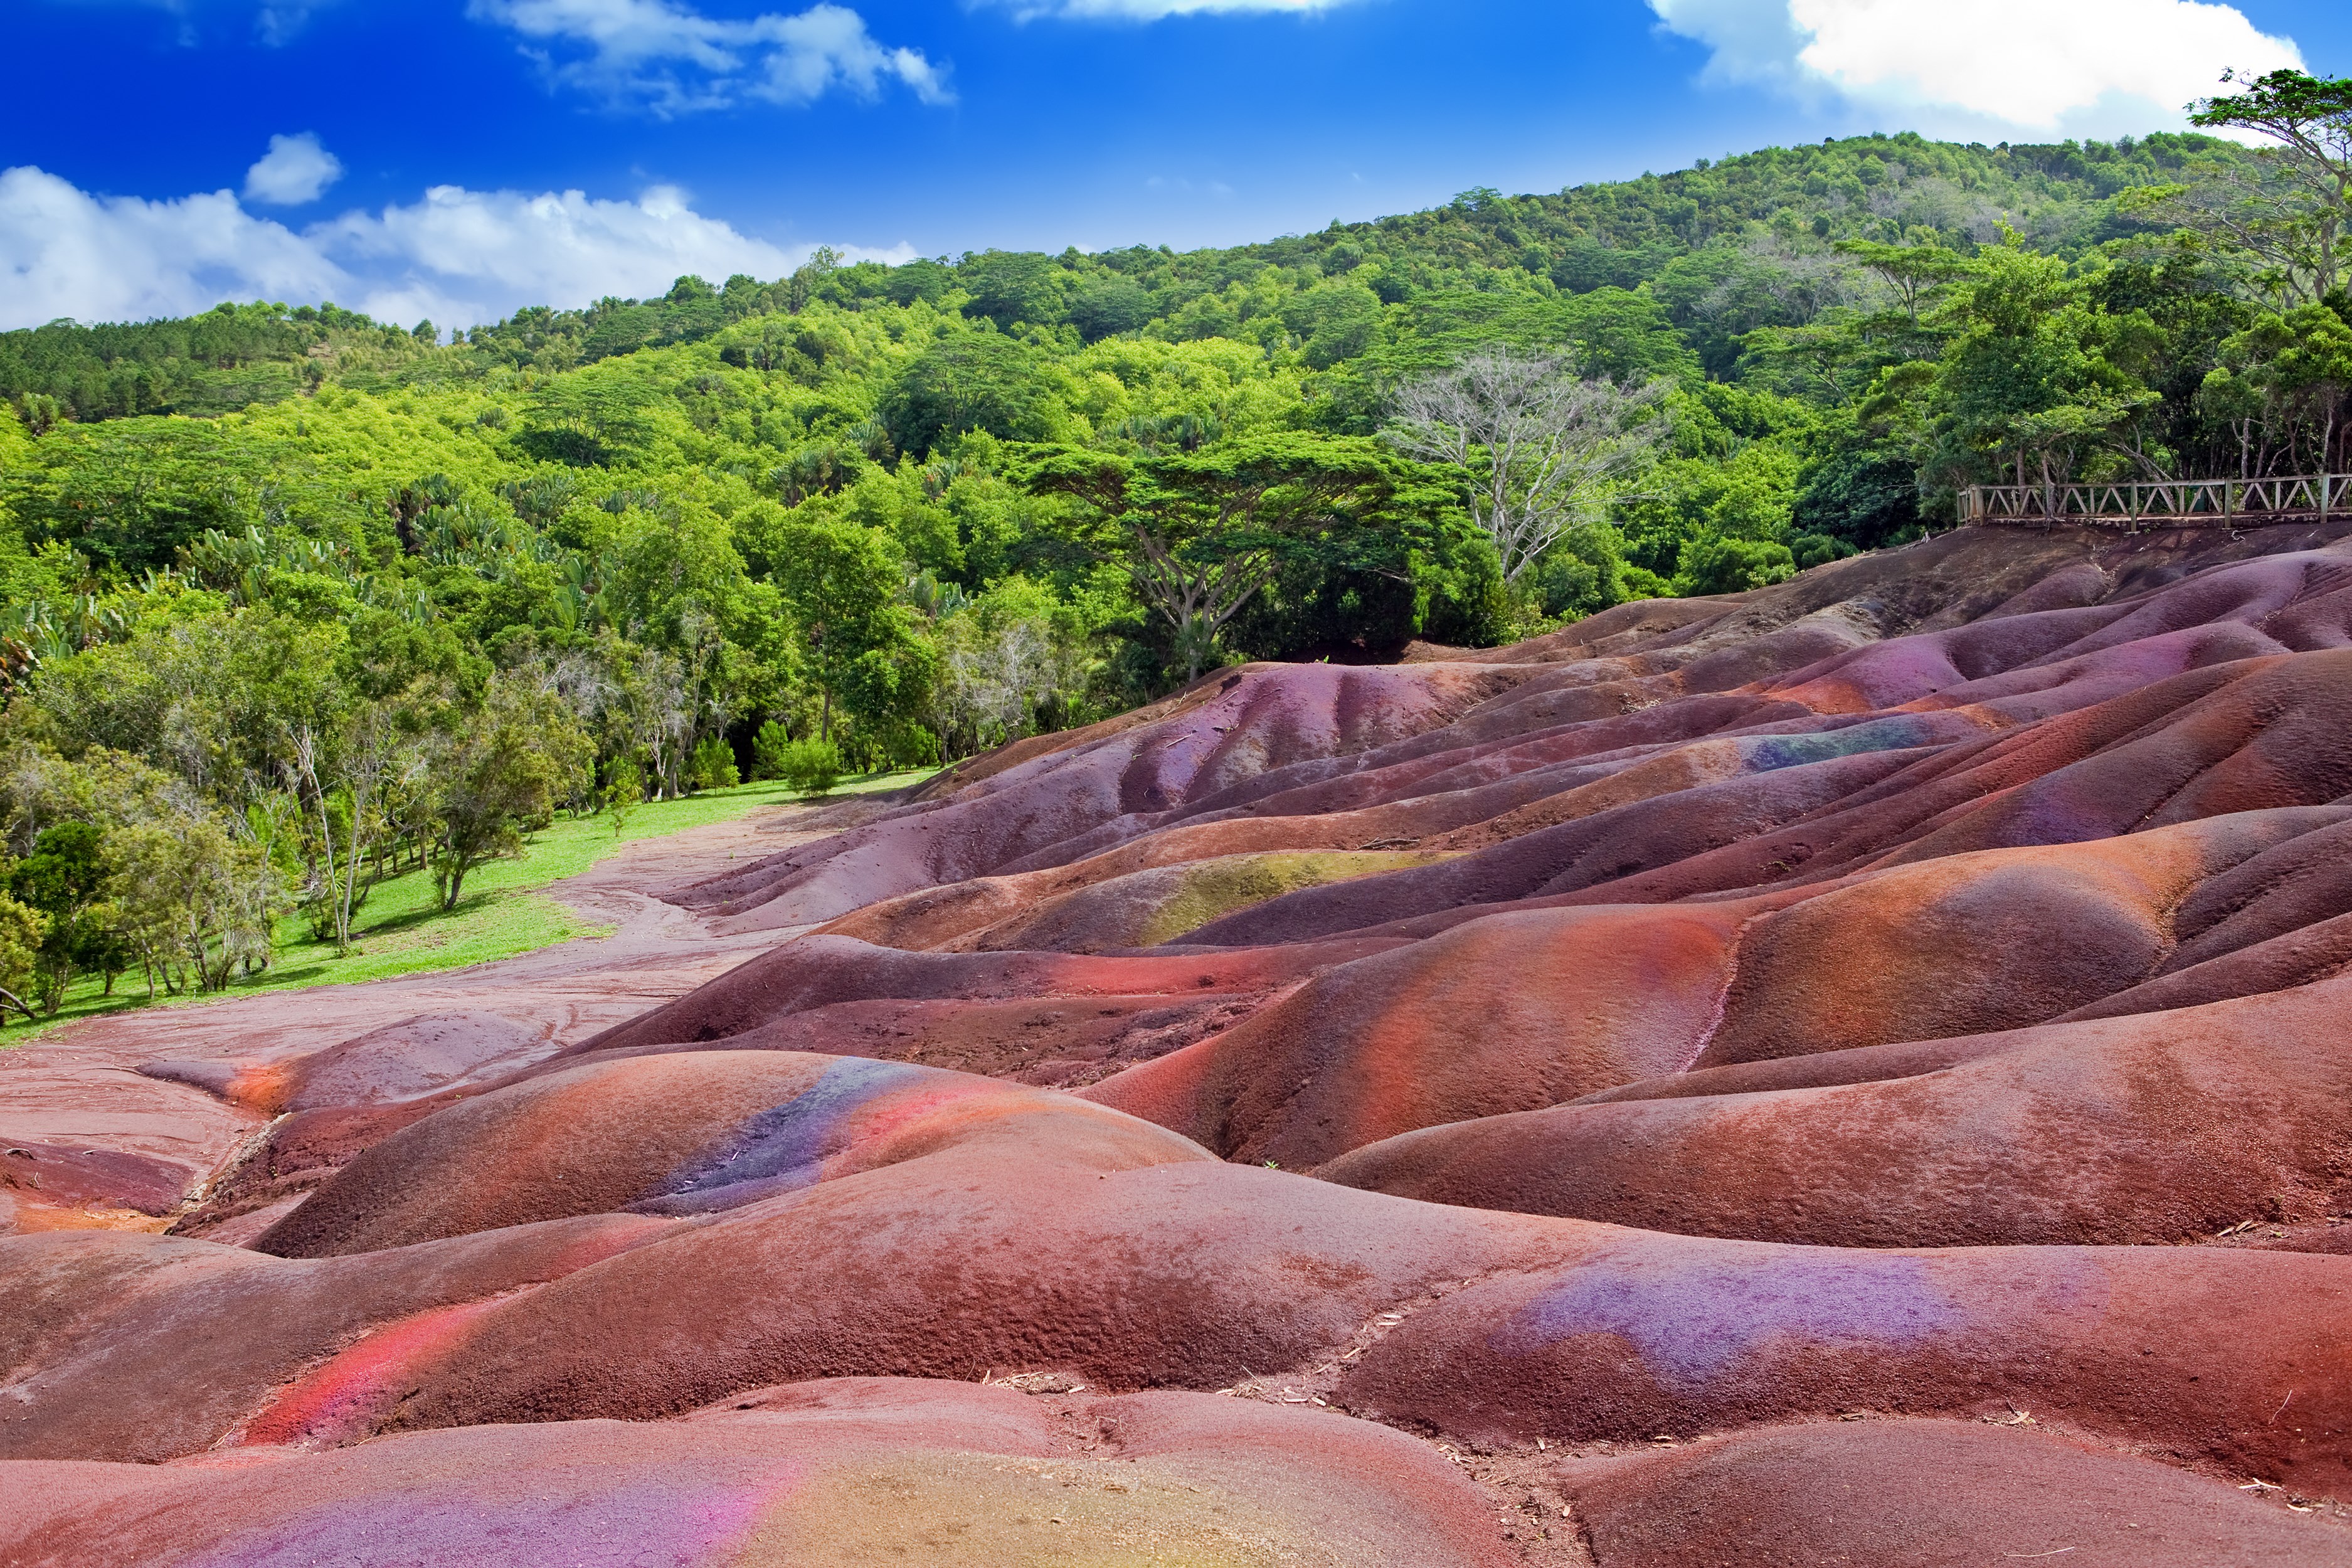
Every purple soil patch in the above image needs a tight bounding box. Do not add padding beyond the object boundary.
[23,523,2352,1564]
[1503,1248,1971,1387]
[3,1143,189,1216]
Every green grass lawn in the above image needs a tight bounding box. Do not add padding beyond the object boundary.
[1,768,930,1044]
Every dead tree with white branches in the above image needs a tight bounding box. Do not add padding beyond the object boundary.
[1385,346,1668,583]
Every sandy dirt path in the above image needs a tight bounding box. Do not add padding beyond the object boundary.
[0,805,835,1235]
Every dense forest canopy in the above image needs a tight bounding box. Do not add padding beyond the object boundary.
[1,75,2348,1008]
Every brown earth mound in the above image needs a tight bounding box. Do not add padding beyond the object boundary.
[1,1379,1526,1567]
[139,1010,546,1115]
[1560,1418,2352,1566]
[15,521,2352,1562]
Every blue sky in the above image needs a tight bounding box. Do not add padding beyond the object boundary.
[4,0,2349,330]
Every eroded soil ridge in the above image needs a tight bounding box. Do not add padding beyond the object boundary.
[11,522,2352,1564]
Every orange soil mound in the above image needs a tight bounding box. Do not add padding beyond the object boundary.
[1,1380,1522,1568]
[21,522,2352,1561]
[1322,972,2352,1246]
[1561,1419,2352,1567]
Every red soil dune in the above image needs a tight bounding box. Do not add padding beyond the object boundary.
[253,1051,1210,1256]
[139,1011,544,1115]
[16,521,2352,1562]
[1085,806,2352,1166]
[1,1379,1525,1567]
[1560,1419,2352,1567]
[13,1089,2352,1498]
[1321,972,2352,1246]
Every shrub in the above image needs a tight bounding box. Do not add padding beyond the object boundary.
[750,719,793,781]
[877,723,940,772]
[1791,531,1857,570]
[1671,534,1796,596]
[686,735,740,793]
[0,885,43,1023]
[775,738,842,795]
[602,756,644,835]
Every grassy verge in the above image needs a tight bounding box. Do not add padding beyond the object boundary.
[2,768,929,1044]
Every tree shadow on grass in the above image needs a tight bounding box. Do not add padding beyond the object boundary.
[349,889,505,943]
[252,962,333,987]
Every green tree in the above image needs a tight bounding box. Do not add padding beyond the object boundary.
[931,578,1094,758]
[884,259,953,305]
[775,737,842,795]
[428,681,591,911]
[2204,303,2352,473]
[1282,283,1385,369]
[0,884,45,1024]
[1068,275,1153,342]
[880,334,1059,457]
[766,515,933,743]
[1021,433,1451,682]
[1909,242,2162,500]
[285,692,432,956]
[958,252,1067,329]
[2183,69,2352,303]
[750,719,795,780]
[1672,533,1797,595]
[107,810,285,995]
[1838,238,1973,331]
[9,820,109,1011]
[602,755,644,837]
[687,734,740,792]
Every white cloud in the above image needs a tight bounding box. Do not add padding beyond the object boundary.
[315,183,810,327]
[1650,0,2304,135]
[0,164,909,332]
[468,0,951,115]
[1649,0,1813,92]
[243,132,344,206]
[0,166,345,329]
[253,1,335,45]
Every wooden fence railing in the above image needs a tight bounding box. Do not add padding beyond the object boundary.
[1961,475,2352,530]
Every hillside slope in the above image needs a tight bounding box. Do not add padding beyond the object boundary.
[12,522,2352,1565]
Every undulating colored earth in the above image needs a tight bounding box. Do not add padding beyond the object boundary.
[10,518,2352,1564]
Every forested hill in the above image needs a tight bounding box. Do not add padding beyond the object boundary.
[1,94,2348,1009]
[4,130,2212,423]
